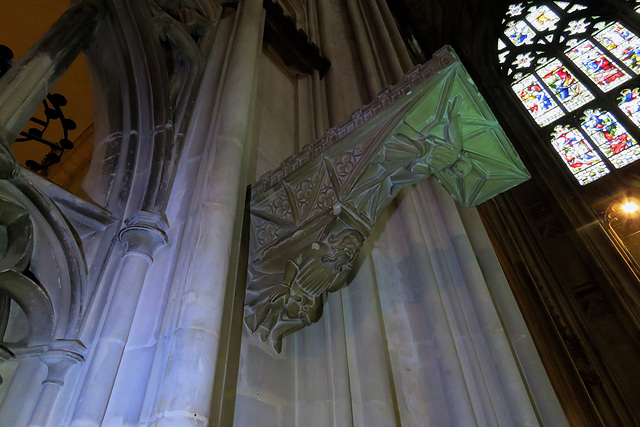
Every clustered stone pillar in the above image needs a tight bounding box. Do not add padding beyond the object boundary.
[149,0,265,425]
[71,213,168,425]
[28,340,86,426]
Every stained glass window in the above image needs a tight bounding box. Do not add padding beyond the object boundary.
[593,22,640,73]
[507,3,525,17]
[581,109,640,167]
[567,4,587,13]
[514,53,535,68]
[500,2,640,185]
[526,6,560,32]
[505,20,536,46]
[565,18,589,35]
[551,125,610,184]
[619,88,640,126]
[512,74,565,125]
[565,40,631,91]
[537,58,595,110]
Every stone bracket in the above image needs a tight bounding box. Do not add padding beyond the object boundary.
[245,46,530,351]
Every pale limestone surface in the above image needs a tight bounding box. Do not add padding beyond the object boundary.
[0,0,566,426]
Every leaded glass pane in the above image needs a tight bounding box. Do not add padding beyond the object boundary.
[551,125,610,184]
[555,1,569,9]
[499,51,510,63]
[537,58,595,110]
[565,40,632,91]
[498,39,507,50]
[507,3,525,17]
[526,6,561,32]
[568,4,588,13]
[514,53,535,68]
[593,22,640,73]
[537,56,550,65]
[505,20,536,46]
[593,22,609,32]
[619,88,640,126]
[581,109,640,168]
[512,74,565,125]
[565,18,589,35]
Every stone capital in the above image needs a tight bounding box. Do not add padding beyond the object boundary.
[118,211,169,260]
[39,339,85,387]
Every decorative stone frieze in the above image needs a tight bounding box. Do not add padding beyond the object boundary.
[246,46,531,352]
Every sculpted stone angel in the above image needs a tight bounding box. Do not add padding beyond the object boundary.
[245,229,365,353]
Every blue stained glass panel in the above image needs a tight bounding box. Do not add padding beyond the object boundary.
[619,88,640,126]
[505,20,536,46]
[593,22,640,73]
[581,109,640,168]
[565,40,631,91]
[507,3,525,17]
[512,74,565,125]
[551,125,610,184]
[537,58,594,110]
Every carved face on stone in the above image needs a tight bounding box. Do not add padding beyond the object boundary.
[321,229,365,273]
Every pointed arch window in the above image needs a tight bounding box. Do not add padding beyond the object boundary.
[499,1,640,185]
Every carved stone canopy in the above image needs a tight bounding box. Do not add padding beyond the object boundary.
[245,46,530,352]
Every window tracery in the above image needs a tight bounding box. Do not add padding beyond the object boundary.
[499,1,640,184]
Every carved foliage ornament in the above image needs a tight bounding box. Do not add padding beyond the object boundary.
[246,47,530,352]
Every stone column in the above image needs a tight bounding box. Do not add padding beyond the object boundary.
[374,0,413,71]
[28,340,85,426]
[149,0,265,425]
[364,0,404,81]
[71,212,168,425]
[344,0,383,98]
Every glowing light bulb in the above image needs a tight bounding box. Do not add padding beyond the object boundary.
[621,201,639,214]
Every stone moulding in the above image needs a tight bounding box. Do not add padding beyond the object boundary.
[245,46,531,352]
[251,46,458,196]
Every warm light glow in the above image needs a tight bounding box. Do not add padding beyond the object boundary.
[621,201,640,214]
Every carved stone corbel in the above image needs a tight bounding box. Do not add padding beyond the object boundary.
[246,46,531,352]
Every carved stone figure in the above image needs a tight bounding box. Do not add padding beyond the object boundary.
[246,49,531,352]
[245,229,365,352]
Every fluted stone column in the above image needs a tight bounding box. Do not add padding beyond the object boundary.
[29,340,85,426]
[149,0,265,425]
[71,212,168,425]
